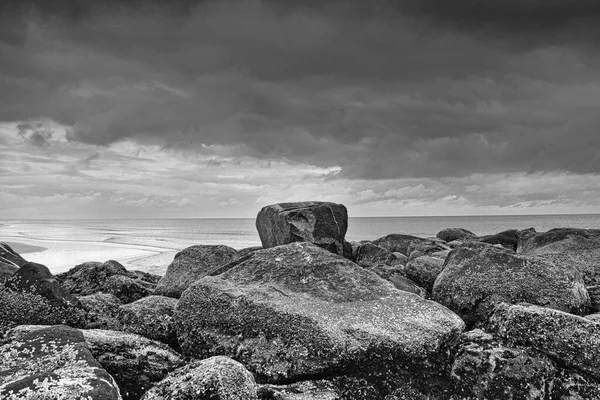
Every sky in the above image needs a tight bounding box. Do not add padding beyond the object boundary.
[1,0,600,218]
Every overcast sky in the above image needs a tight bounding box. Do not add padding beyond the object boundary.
[1,0,600,218]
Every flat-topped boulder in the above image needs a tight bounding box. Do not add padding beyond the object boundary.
[0,325,121,399]
[256,202,349,257]
[155,245,238,298]
[433,242,589,327]
[175,242,464,385]
[518,228,600,285]
[436,228,477,243]
[372,234,426,256]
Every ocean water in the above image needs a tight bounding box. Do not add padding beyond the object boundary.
[2,214,600,273]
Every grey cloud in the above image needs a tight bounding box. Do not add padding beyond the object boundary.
[16,122,54,148]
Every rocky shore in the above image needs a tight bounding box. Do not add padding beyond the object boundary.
[2,201,600,399]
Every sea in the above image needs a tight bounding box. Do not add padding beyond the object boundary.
[2,214,600,274]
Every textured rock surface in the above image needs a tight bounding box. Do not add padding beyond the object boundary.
[0,242,26,282]
[79,293,123,330]
[366,264,427,297]
[155,245,238,298]
[518,228,600,285]
[175,242,464,384]
[372,234,426,256]
[478,229,520,251]
[451,329,556,399]
[407,239,450,262]
[103,275,152,303]
[587,285,600,312]
[489,303,600,379]
[404,256,445,293]
[256,202,349,257]
[258,380,340,400]
[354,242,399,268]
[142,356,258,400]
[433,242,589,326]
[117,295,178,349]
[436,228,477,243]
[0,325,121,399]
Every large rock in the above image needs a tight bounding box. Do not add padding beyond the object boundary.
[6,325,184,400]
[366,264,427,297]
[436,228,477,243]
[478,229,520,251]
[354,242,399,268]
[404,256,445,293]
[142,356,258,400]
[518,228,600,285]
[372,234,426,256]
[175,242,464,385]
[79,293,123,330]
[489,303,600,379]
[117,295,178,349]
[432,242,589,327]
[256,202,349,257]
[407,239,450,262]
[0,242,26,282]
[0,325,121,399]
[103,275,152,303]
[155,245,238,298]
[258,380,340,400]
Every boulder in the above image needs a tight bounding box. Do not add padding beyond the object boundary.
[404,256,445,293]
[407,239,450,262]
[478,229,520,251]
[584,313,600,323]
[451,329,556,399]
[103,275,152,303]
[155,245,238,298]
[432,242,589,327]
[372,234,426,256]
[551,369,600,399]
[354,242,399,268]
[142,356,258,400]
[117,295,178,349]
[79,293,123,330]
[0,263,18,283]
[517,228,600,285]
[0,325,121,399]
[489,303,600,379]
[57,260,130,296]
[256,202,349,257]
[436,228,477,243]
[366,264,427,297]
[175,242,464,385]
[392,252,408,266]
[588,285,600,312]
[258,380,340,400]
[0,241,28,268]
[237,246,263,259]
[430,249,451,260]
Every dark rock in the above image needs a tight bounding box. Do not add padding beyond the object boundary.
[405,256,445,293]
[392,252,407,265]
[103,275,152,303]
[588,285,600,312]
[478,229,520,251]
[354,242,399,268]
[117,295,178,349]
[79,293,123,330]
[175,242,464,384]
[57,260,129,296]
[517,228,600,285]
[129,271,161,288]
[551,369,600,399]
[155,245,238,298]
[406,239,450,262]
[237,246,263,259]
[451,329,556,399]
[0,263,18,284]
[0,241,28,268]
[489,303,600,379]
[366,264,427,297]
[436,228,477,243]
[432,242,589,327]
[372,234,426,256]
[256,202,349,257]
[0,325,121,399]
[258,380,339,400]
[142,356,257,400]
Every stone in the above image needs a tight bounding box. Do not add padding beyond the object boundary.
[354,242,399,268]
[117,295,178,349]
[430,250,451,260]
[478,229,520,251]
[436,228,477,243]
[142,356,257,400]
[79,293,122,330]
[258,380,340,400]
[451,330,556,399]
[175,242,464,384]
[433,242,590,327]
[404,256,445,293]
[551,369,600,400]
[0,242,28,268]
[0,325,121,399]
[237,246,263,259]
[256,202,349,257]
[392,252,408,266]
[588,285,600,312]
[103,275,152,304]
[489,303,600,379]
[406,239,450,262]
[372,234,426,256]
[366,264,427,297]
[517,228,600,286]
[155,245,238,298]
[584,313,600,323]
[57,260,129,296]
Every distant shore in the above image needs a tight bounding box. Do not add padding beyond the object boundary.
[4,241,48,254]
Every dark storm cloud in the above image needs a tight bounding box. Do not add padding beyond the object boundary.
[2,0,600,179]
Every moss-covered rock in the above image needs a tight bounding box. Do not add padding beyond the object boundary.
[155,245,238,298]
[142,356,257,400]
[354,242,399,268]
[0,325,121,399]
[103,275,152,304]
[79,293,123,330]
[407,239,450,262]
[117,295,178,349]
[404,256,445,293]
[175,242,464,388]
[433,242,589,327]
[366,264,427,297]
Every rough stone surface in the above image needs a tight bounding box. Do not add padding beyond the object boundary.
[478,229,520,251]
[142,356,258,400]
[256,202,349,257]
[258,380,340,400]
[0,242,26,282]
[354,242,399,268]
[237,246,263,259]
[518,228,600,286]
[436,228,477,243]
[372,234,426,256]
[489,303,600,379]
[175,242,464,384]
[430,249,451,260]
[392,252,408,266]
[404,256,445,293]
[117,295,178,349]
[551,369,600,400]
[407,239,450,262]
[57,260,129,295]
[155,245,238,298]
[451,329,556,399]
[584,313,600,323]
[0,325,122,399]
[103,275,152,304]
[366,264,427,297]
[433,242,589,326]
[588,285,600,312]
[79,293,123,330]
